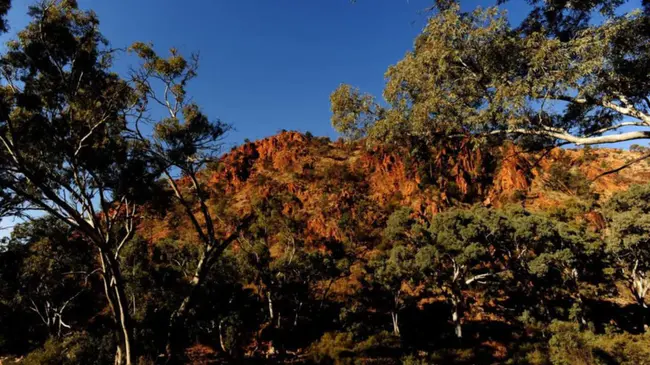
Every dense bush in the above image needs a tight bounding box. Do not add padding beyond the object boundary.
[548,321,650,365]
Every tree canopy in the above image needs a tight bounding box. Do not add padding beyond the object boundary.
[333,2,650,148]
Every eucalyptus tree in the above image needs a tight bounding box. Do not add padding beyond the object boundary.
[0,2,159,363]
[415,208,506,340]
[7,217,96,339]
[128,43,251,362]
[504,210,607,327]
[332,2,650,149]
[605,184,650,332]
[364,244,418,337]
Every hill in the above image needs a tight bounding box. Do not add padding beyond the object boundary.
[155,131,650,240]
[135,131,650,363]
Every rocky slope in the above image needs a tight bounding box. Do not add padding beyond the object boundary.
[210,131,649,230]
[136,131,650,362]
[140,131,650,249]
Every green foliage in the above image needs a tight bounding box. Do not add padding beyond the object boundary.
[544,163,592,198]
[307,331,400,365]
[308,332,355,365]
[1,1,650,364]
[605,184,650,317]
[382,207,414,245]
[10,332,114,365]
[548,321,650,365]
[332,3,650,148]
[330,84,381,141]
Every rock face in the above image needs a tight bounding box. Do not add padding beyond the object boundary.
[217,131,647,203]
[140,131,650,247]
[156,131,648,246]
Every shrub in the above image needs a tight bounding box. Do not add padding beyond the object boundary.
[630,144,649,153]
[548,321,650,365]
[307,331,401,365]
[544,163,591,198]
[354,331,401,357]
[401,354,429,365]
[12,332,113,365]
[548,321,595,365]
[307,332,355,365]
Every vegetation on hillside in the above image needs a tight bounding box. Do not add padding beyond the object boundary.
[1,0,650,364]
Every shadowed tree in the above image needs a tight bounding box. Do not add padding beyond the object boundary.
[500,209,608,327]
[0,2,160,363]
[416,208,505,340]
[0,0,10,33]
[499,0,627,40]
[364,244,418,337]
[6,218,97,339]
[605,184,650,332]
[128,42,251,363]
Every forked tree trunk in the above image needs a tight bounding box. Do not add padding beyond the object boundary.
[100,251,134,365]
[569,269,587,327]
[391,311,400,336]
[630,268,649,333]
[162,216,248,363]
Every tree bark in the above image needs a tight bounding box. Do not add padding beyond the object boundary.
[451,293,462,340]
[267,291,274,321]
[164,246,211,363]
[102,252,134,365]
[391,311,400,336]
[114,346,122,365]
[630,268,649,333]
[494,128,650,146]
[219,319,228,355]
[99,251,134,365]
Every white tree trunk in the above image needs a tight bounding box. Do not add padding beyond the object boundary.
[630,267,649,332]
[219,319,228,355]
[391,311,400,336]
[267,291,274,321]
[100,252,133,365]
[451,294,462,340]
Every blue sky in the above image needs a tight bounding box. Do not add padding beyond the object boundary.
[1,0,532,148]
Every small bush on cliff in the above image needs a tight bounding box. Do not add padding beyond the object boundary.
[544,163,592,198]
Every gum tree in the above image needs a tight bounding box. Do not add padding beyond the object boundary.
[605,184,650,332]
[128,42,251,362]
[0,2,159,363]
[333,3,650,148]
